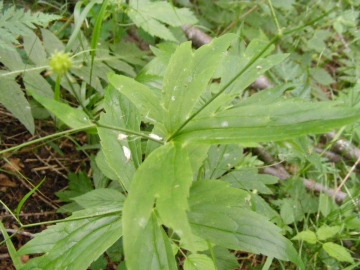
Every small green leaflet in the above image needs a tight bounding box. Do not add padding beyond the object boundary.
[28,90,96,131]
[128,0,197,42]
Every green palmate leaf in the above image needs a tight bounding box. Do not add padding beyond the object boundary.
[162,33,236,135]
[204,144,243,179]
[128,0,197,42]
[175,98,360,145]
[221,167,278,194]
[28,90,96,131]
[188,180,304,269]
[322,242,354,263]
[122,142,194,269]
[18,209,122,270]
[0,75,34,134]
[97,85,142,190]
[56,171,93,202]
[183,254,216,270]
[107,73,165,126]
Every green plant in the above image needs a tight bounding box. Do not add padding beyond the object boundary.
[4,28,358,268]
[1,1,360,269]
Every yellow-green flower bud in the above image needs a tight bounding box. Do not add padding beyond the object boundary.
[49,51,73,74]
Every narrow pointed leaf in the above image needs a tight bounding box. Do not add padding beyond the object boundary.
[98,86,141,190]
[176,99,360,144]
[187,180,304,269]
[162,34,236,134]
[0,76,34,134]
[127,212,177,270]
[108,73,164,125]
[18,211,122,270]
[23,30,47,66]
[28,90,95,131]
[72,188,125,209]
[123,142,194,268]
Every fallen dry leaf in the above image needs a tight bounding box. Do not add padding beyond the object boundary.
[2,158,23,173]
[0,173,17,187]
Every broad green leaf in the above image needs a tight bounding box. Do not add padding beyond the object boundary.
[186,144,210,175]
[128,0,197,41]
[319,193,338,217]
[203,246,238,270]
[23,30,47,66]
[179,234,208,252]
[72,188,125,209]
[250,194,281,221]
[322,242,354,263]
[28,90,95,130]
[0,75,34,134]
[291,230,318,244]
[311,67,335,86]
[23,70,54,99]
[108,73,165,126]
[316,226,341,241]
[175,99,360,145]
[127,212,177,270]
[183,254,216,270]
[204,144,243,179]
[162,34,236,134]
[0,41,28,71]
[188,180,304,269]
[188,180,251,212]
[123,142,194,268]
[221,167,278,194]
[41,28,65,53]
[97,85,141,190]
[95,150,120,181]
[18,210,122,270]
[280,199,297,225]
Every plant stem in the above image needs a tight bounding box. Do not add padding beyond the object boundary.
[96,122,165,144]
[0,126,94,156]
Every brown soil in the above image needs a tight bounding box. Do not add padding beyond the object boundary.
[0,105,91,269]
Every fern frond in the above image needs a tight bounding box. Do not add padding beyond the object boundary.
[0,2,61,51]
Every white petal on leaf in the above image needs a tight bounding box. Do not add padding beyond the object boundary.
[149,133,163,141]
[122,146,131,162]
[117,133,128,141]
